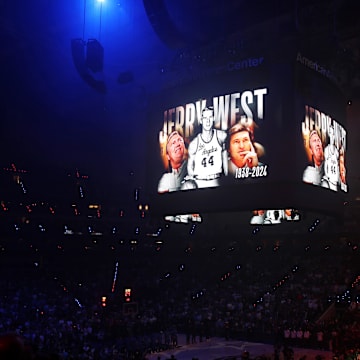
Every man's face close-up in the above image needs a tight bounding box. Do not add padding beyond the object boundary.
[201,109,214,131]
[167,133,185,166]
[309,133,324,165]
[229,130,252,168]
[340,155,346,183]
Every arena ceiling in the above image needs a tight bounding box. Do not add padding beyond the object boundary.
[0,0,359,234]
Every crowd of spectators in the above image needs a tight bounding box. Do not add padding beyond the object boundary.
[0,228,359,359]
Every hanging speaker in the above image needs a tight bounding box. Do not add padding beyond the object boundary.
[86,39,104,73]
[71,38,106,93]
[71,38,87,75]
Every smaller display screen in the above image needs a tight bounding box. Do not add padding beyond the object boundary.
[301,105,347,193]
[164,213,202,224]
[250,209,300,225]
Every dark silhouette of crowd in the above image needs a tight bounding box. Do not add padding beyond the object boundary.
[0,228,359,359]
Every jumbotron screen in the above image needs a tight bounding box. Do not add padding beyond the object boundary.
[148,49,346,216]
[296,53,347,194]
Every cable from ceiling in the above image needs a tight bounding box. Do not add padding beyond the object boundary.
[82,0,86,40]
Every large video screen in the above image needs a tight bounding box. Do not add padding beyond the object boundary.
[148,49,346,216]
[157,87,269,192]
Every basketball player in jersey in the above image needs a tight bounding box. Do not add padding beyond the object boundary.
[322,125,340,191]
[263,209,284,224]
[186,106,227,188]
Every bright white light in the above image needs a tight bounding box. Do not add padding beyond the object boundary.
[97,0,105,2]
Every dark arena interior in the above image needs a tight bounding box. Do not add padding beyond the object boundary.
[1,1,360,359]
